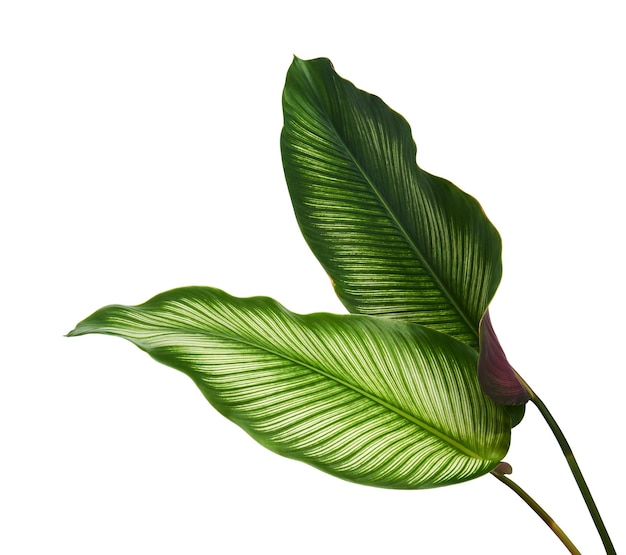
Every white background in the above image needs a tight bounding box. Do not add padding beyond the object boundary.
[2,1,624,553]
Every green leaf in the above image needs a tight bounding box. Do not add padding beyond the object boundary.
[281,57,502,349]
[506,404,526,428]
[68,286,511,489]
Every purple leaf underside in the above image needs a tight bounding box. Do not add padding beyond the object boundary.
[478,311,530,405]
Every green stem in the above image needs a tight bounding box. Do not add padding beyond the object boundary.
[491,470,581,554]
[529,394,616,555]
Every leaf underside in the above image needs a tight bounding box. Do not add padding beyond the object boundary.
[281,57,503,350]
[479,310,530,405]
[69,286,510,489]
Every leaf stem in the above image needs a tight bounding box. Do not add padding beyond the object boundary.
[529,394,616,555]
[491,470,581,554]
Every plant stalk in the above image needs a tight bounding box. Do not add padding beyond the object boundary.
[514,370,615,553]
[529,394,616,555]
[491,470,581,554]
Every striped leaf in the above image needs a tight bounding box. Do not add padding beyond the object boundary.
[281,57,502,349]
[68,286,511,489]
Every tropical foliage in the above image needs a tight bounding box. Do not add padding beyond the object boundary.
[70,57,614,553]
[69,286,510,489]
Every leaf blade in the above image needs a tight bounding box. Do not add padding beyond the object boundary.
[69,286,510,489]
[281,57,503,348]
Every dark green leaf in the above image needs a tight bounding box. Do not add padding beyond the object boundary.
[281,57,502,350]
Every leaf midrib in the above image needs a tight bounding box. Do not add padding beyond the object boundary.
[133,320,488,462]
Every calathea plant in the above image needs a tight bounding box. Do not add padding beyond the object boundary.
[69,57,615,554]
